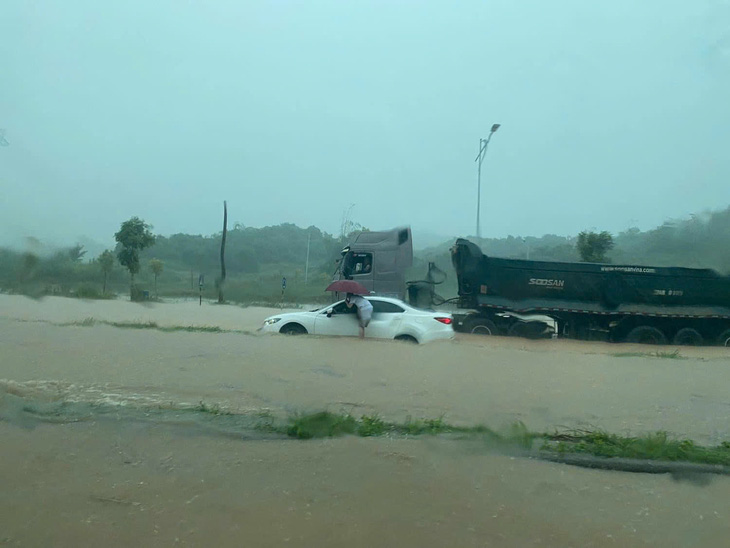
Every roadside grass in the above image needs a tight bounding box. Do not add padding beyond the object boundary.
[157,279,332,307]
[61,317,236,334]
[266,411,730,468]
[611,350,686,360]
[16,393,730,470]
[542,429,730,467]
[358,414,387,437]
[108,320,159,330]
[159,325,224,333]
[286,411,358,439]
[194,401,232,416]
[280,412,537,449]
[75,317,97,327]
[75,283,117,300]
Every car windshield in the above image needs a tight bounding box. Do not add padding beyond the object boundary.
[3,1,729,546]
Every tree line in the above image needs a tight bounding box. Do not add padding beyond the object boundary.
[0,220,356,301]
[138,223,348,276]
[416,206,730,281]
[2,206,729,301]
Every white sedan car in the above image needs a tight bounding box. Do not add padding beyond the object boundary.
[260,297,454,344]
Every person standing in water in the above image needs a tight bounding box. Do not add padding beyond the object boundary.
[346,293,373,339]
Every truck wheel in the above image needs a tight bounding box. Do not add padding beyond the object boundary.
[672,328,704,346]
[717,329,730,347]
[464,318,498,336]
[625,326,667,345]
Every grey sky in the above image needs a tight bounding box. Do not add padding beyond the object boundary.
[1,0,729,249]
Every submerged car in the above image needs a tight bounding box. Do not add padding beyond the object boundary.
[260,296,454,344]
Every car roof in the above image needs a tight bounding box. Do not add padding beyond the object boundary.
[327,296,446,315]
[364,296,404,304]
[333,296,409,308]
[358,296,411,308]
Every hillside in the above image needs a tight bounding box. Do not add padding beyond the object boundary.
[2,206,729,304]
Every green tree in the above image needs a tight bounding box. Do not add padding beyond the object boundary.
[98,250,115,295]
[68,244,87,263]
[115,217,155,300]
[149,258,164,297]
[20,252,39,282]
[576,231,614,263]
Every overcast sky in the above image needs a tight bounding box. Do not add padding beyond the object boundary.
[1,0,729,249]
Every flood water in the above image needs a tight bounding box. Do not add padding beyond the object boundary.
[2,295,730,547]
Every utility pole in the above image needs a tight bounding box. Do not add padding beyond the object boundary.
[218,200,227,304]
[475,123,501,239]
[304,232,311,285]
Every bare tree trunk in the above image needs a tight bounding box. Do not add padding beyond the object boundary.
[130,273,134,301]
[154,274,158,298]
[218,200,227,304]
[103,272,107,295]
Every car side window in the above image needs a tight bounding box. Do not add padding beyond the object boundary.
[370,300,405,313]
[330,302,355,314]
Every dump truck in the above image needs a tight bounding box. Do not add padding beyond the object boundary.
[447,238,730,346]
[337,230,730,346]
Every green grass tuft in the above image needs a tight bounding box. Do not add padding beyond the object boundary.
[358,414,387,437]
[612,350,686,360]
[654,350,685,359]
[159,325,223,333]
[287,411,358,439]
[74,283,116,300]
[59,318,234,335]
[282,412,522,443]
[194,401,231,416]
[542,429,730,466]
[108,320,159,330]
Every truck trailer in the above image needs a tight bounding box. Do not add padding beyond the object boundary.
[449,238,730,346]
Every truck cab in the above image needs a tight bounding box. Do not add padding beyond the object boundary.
[334,227,413,300]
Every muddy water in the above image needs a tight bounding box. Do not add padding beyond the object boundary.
[0,294,298,331]
[2,295,730,546]
[3,316,730,442]
[3,419,730,548]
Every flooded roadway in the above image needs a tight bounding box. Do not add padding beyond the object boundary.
[1,295,730,546]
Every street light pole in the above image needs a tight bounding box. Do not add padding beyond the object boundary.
[475,123,501,239]
[521,237,530,260]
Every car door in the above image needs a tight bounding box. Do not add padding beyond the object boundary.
[313,301,360,337]
[366,299,405,339]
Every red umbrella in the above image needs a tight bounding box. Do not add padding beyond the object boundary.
[325,280,371,295]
